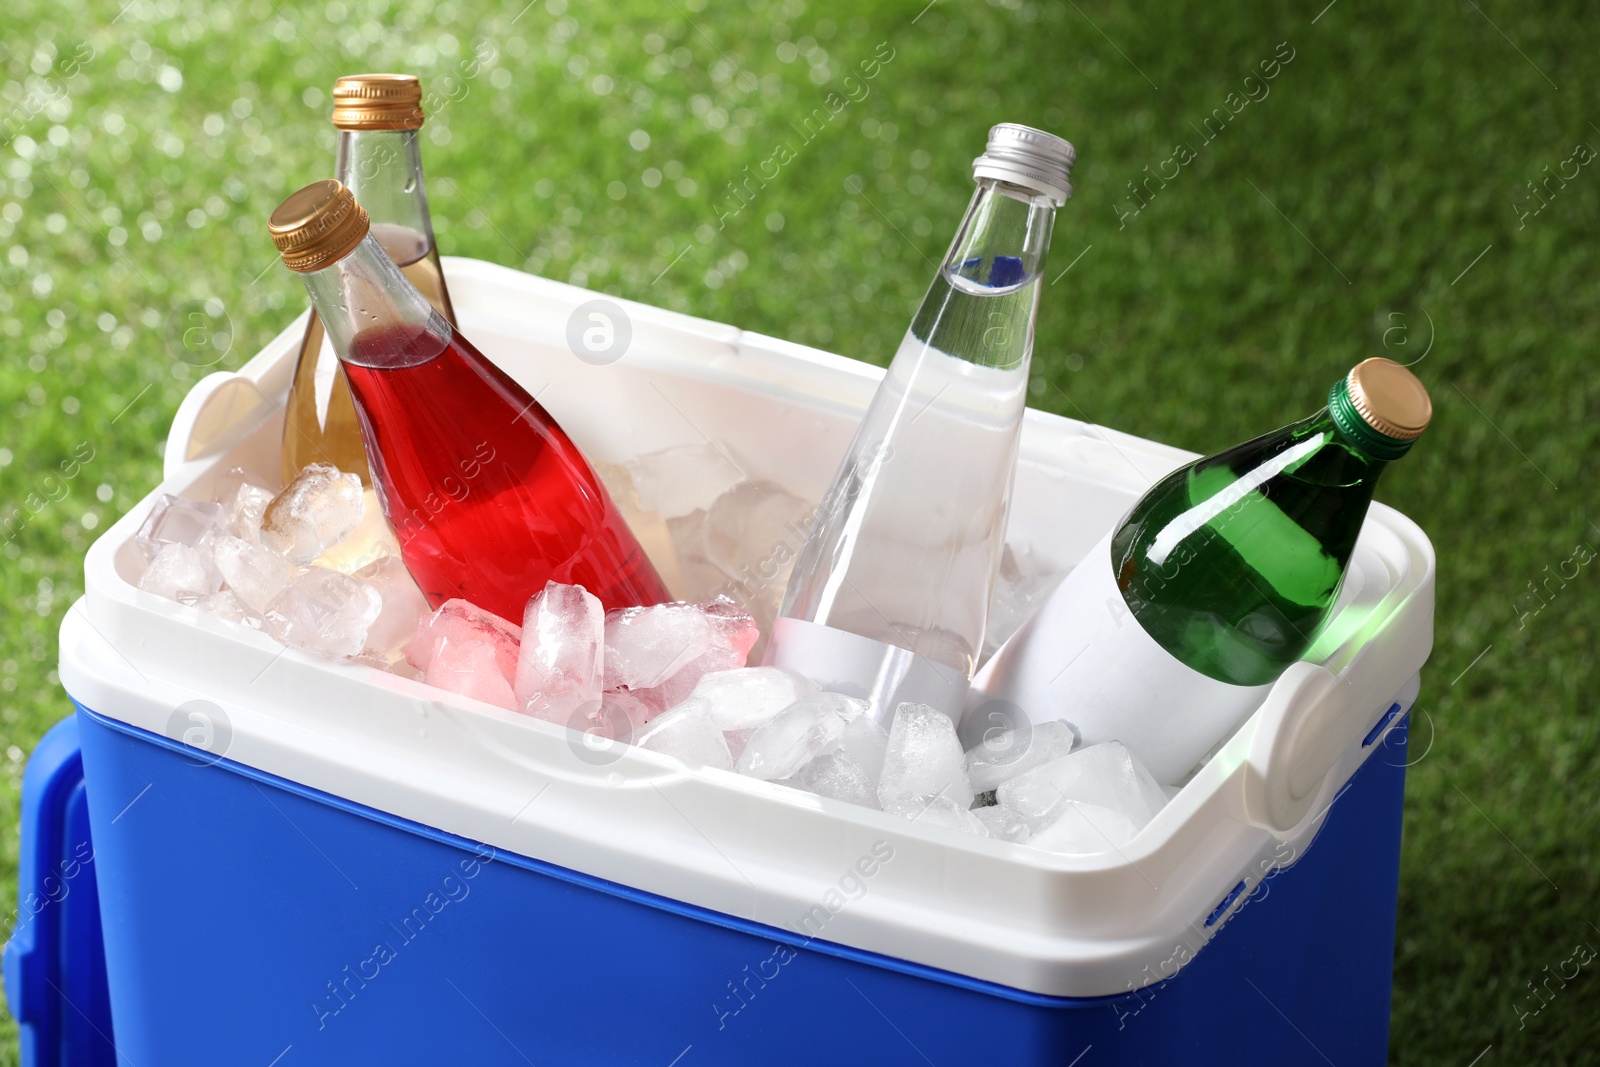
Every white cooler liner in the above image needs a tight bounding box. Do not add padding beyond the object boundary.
[60,257,1435,998]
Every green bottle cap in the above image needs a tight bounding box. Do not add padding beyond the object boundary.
[1329,358,1432,460]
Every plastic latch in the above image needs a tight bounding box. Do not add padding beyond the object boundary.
[1362,702,1403,747]
[1205,880,1248,927]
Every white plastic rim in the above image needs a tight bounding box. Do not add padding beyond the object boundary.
[67,257,1436,998]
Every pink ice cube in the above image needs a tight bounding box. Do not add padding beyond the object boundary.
[602,601,712,692]
[704,595,761,661]
[426,638,518,711]
[356,556,431,663]
[602,596,761,715]
[406,599,522,709]
[649,597,761,710]
[516,581,605,722]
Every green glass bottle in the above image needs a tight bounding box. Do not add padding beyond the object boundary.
[969,357,1432,783]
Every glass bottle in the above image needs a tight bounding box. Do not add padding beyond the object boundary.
[767,124,1075,726]
[280,73,456,486]
[972,358,1432,782]
[268,180,670,623]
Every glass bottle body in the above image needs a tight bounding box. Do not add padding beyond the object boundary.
[282,129,455,485]
[970,403,1397,782]
[1111,410,1384,687]
[302,234,669,622]
[772,179,1056,720]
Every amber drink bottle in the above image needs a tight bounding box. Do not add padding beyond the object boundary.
[281,74,456,485]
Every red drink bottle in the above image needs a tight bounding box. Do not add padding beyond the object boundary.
[268,180,669,622]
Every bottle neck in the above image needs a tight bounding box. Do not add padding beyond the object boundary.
[1290,408,1390,486]
[1327,376,1417,461]
[300,231,448,369]
[335,129,438,265]
[949,178,1058,270]
[909,178,1057,371]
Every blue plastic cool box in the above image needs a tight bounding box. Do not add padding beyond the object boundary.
[5,259,1435,1065]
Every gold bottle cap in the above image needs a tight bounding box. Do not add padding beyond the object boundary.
[269,180,370,273]
[331,74,425,131]
[1346,357,1431,441]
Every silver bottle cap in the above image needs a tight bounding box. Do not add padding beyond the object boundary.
[972,123,1075,205]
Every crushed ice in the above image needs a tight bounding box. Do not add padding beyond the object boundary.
[133,461,1156,855]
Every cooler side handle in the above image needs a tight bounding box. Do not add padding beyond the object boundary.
[1240,664,1422,833]
[2,714,114,1067]
[162,373,276,484]
[161,309,307,485]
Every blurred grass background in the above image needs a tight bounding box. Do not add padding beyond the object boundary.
[1,0,1596,1061]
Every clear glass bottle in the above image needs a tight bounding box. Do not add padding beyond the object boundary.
[768,124,1074,726]
[972,358,1432,782]
[281,73,456,486]
[268,180,670,623]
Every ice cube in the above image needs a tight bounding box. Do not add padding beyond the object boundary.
[983,544,1067,662]
[355,556,430,662]
[837,715,890,783]
[996,741,1168,835]
[210,468,278,541]
[209,465,278,505]
[262,566,382,658]
[194,587,258,627]
[628,508,686,599]
[972,804,1033,844]
[787,715,888,802]
[550,694,639,760]
[657,482,816,663]
[633,699,733,771]
[626,442,743,519]
[404,599,522,711]
[426,634,519,710]
[736,692,865,780]
[885,794,991,837]
[592,458,644,515]
[665,510,725,599]
[703,481,815,581]
[650,596,761,709]
[793,749,878,807]
[316,488,403,574]
[135,494,223,561]
[260,463,365,564]
[138,542,221,601]
[222,483,276,541]
[211,534,295,613]
[704,482,815,656]
[877,702,974,811]
[593,459,686,598]
[681,666,816,733]
[602,598,760,711]
[516,581,604,722]
[602,602,712,692]
[702,596,761,662]
[964,719,1079,792]
[405,599,522,677]
[1027,802,1141,855]
[595,690,651,738]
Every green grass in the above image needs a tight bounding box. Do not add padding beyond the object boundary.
[1,0,1597,1061]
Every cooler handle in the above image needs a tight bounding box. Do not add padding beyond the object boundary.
[2,715,116,1066]
[1240,662,1419,834]
[163,371,277,484]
